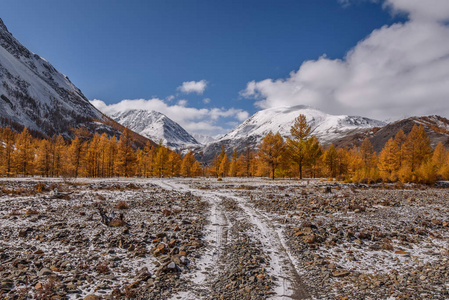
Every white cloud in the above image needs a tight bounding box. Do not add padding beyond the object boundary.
[237,111,249,121]
[177,80,208,94]
[177,99,188,107]
[91,98,248,136]
[241,0,449,120]
[203,98,211,104]
[384,0,449,22]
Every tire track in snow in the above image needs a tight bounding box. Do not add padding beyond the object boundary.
[152,180,229,293]
[154,179,310,299]
[213,191,311,300]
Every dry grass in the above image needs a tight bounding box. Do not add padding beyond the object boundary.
[115,201,129,209]
[109,219,126,227]
[25,209,39,215]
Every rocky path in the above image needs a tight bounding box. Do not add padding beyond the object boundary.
[153,179,311,300]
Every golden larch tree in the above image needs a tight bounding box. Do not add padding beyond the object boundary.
[228,148,239,177]
[115,128,136,177]
[35,139,52,177]
[401,125,431,173]
[13,127,35,175]
[286,114,314,179]
[218,153,230,178]
[322,144,338,178]
[258,131,285,180]
[378,137,400,179]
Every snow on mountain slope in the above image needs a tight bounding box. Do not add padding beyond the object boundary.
[0,18,124,138]
[110,109,200,149]
[221,105,385,142]
[197,105,385,162]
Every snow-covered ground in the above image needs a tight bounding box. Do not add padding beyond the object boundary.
[1,177,448,299]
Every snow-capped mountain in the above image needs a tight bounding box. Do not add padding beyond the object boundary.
[109,109,200,149]
[222,105,385,142]
[0,18,139,141]
[197,105,386,162]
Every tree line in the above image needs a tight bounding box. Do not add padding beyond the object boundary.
[209,115,449,184]
[0,127,202,178]
[1,115,448,183]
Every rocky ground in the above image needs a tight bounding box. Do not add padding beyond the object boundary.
[0,179,208,299]
[0,177,448,299]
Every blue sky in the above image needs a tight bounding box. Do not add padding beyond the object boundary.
[1,0,449,135]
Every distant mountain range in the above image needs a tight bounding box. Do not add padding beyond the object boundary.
[194,105,386,162]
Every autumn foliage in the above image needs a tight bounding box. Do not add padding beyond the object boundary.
[209,115,449,184]
[0,127,202,178]
[1,116,448,184]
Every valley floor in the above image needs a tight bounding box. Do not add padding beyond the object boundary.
[0,177,448,299]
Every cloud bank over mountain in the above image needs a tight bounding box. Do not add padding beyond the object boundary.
[242,0,449,120]
[91,98,248,136]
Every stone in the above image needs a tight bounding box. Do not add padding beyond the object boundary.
[50,266,61,272]
[38,268,53,276]
[84,295,101,300]
[135,267,152,281]
[333,270,350,277]
[166,262,180,272]
[303,234,316,244]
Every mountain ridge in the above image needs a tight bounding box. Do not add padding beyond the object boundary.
[194,105,386,162]
[109,109,200,149]
[0,17,154,147]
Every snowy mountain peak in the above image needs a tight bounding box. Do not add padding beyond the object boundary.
[220,105,385,142]
[109,109,200,149]
[198,105,385,162]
